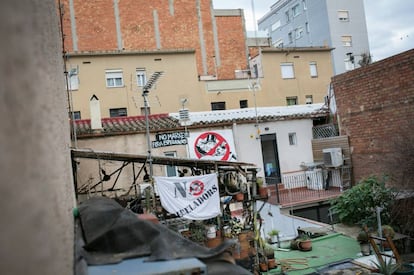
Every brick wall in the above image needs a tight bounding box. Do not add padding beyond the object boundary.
[332,49,414,183]
[60,0,248,80]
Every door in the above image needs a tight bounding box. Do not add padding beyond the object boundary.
[260,134,281,184]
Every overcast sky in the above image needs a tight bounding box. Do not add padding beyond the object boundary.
[213,0,414,62]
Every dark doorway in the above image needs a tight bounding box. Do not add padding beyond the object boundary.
[260,134,281,184]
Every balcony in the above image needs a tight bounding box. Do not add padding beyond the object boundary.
[266,167,351,208]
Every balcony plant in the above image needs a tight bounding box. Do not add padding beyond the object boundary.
[356,230,371,256]
[380,225,395,251]
[291,233,312,251]
[371,257,400,275]
[267,229,280,244]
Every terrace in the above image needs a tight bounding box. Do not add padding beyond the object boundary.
[266,166,351,208]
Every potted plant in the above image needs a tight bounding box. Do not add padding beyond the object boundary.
[381,225,395,251]
[267,229,280,244]
[259,259,268,272]
[371,257,400,275]
[257,177,268,198]
[296,234,312,251]
[264,245,277,269]
[394,263,414,275]
[356,230,371,256]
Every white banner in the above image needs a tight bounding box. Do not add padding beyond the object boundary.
[155,173,220,220]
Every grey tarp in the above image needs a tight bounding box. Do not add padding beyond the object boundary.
[77,197,252,274]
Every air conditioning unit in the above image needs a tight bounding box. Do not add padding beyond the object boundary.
[323,148,343,167]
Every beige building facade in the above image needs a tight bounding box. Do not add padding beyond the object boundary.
[67,47,333,120]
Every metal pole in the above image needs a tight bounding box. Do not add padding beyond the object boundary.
[142,90,153,177]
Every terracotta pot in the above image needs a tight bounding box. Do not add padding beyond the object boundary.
[235,192,244,201]
[259,186,268,198]
[299,239,312,251]
[205,237,223,248]
[267,258,277,269]
[259,262,268,272]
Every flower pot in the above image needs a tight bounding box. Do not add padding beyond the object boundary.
[298,239,312,251]
[259,186,268,198]
[394,264,414,275]
[235,192,244,201]
[360,242,371,256]
[259,262,268,272]
[267,258,277,269]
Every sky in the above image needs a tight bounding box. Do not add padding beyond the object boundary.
[212,0,414,62]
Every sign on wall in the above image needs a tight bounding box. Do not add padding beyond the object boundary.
[152,132,187,148]
[155,173,220,220]
[188,130,237,161]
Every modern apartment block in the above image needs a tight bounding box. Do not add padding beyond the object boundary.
[258,0,370,75]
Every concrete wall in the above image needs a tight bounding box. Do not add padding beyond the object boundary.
[74,118,316,192]
[0,1,75,274]
[332,49,414,183]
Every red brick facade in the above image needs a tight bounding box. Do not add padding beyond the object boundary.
[332,49,414,183]
[59,0,248,80]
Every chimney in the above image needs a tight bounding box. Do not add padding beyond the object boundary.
[90,94,102,131]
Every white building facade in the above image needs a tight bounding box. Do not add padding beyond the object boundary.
[258,0,370,75]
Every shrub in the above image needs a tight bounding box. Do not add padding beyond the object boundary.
[330,175,395,227]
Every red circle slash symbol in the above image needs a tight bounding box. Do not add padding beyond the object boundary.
[189,180,204,196]
[194,132,230,160]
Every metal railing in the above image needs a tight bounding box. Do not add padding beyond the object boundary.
[268,168,351,206]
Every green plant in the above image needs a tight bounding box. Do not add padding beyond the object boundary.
[371,257,400,275]
[356,230,369,244]
[381,225,395,238]
[268,229,280,237]
[330,175,396,227]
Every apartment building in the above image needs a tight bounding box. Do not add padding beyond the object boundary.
[258,0,370,75]
[62,0,334,119]
[66,46,332,119]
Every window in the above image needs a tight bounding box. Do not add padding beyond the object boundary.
[271,20,281,32]
[288,132,297,145]
[240,100,248,108]
[338,10,349,21]
[309,62,318,77]
[286,96,298,106]
[69,111,81,120]
[136,68,146,87]
[105,69,124,88]
[285,10,290,22]
[67,68,79,90]
[164,151,178,177]
[292,4,301,17]
[305,22,310,33]
[280,63,295,79]
[288,32,293,43]
[109,108,127,117]
[302,0,307,10]
[211,101,226,111]
[305,95,313,104]
[295,27,304,39]
[341,36,352,47]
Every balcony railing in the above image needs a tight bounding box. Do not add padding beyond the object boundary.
[266,167,351,207]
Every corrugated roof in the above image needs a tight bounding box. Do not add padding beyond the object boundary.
[170,103,328,125]
[73,104,328,138]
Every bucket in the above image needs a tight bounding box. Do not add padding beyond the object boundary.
[206,225,216,239]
